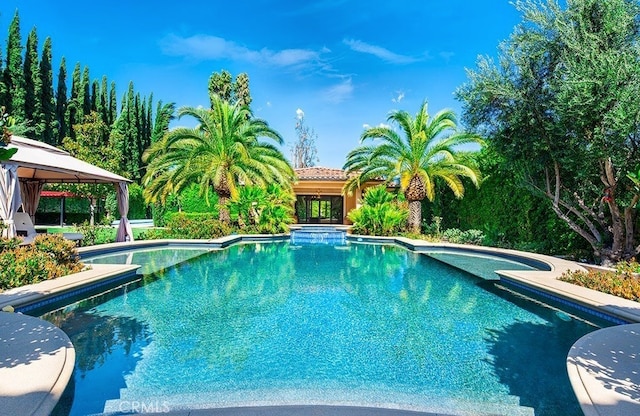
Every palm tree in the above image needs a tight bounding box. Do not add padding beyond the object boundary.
[142,96,295,223]
[343,101,483,233]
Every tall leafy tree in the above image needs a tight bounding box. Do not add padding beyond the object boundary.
[142,96,295,223]
[62,111,123,225]
[4,11,25,120]
[39,37,56,144]
[55,57,68,145]
[208,70,252,108]
[208,70,233,104]
[456,0,640,263]
[343,101,483,233]
[233,73,252,108]
[23,27,40,133]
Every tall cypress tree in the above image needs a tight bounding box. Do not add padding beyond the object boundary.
[145,94,153,150]
[67,62,81,139]
[81,66,91,117]
[114,87,132,176]
[55,57,67,144]
[132,92,143,181]
[39,37,56,144]
[0,21,4,109]
[108,81,117,127]
[4,11,25,120]
[90,79,99,113]
[23,27,40,131]
[99,76,108,127]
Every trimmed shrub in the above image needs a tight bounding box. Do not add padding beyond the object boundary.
[163,213,231,239]
[0,234,84,291]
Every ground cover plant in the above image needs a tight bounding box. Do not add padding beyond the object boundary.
[560,261,640,302]
[0,234,84,291]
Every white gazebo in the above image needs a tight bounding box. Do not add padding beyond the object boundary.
[0,136,134,242]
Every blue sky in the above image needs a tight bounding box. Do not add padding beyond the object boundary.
[1,1,521,168]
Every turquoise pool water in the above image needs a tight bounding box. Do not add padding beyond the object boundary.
[46,242,606,415]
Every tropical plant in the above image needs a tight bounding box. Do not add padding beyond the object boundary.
[343,101,483,233]
[142,96,295,223]
[227,184,295,233]
[347,185,408,236]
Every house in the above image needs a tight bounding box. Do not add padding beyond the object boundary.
[292,167,383,225]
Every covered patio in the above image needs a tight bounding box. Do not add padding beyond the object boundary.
[0,136,134,242]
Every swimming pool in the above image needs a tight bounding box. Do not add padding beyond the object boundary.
[45,241,608,415]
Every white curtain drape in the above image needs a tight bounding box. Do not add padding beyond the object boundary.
[19,180,44,223]
[115,181,134,242]
[0,163,22,239]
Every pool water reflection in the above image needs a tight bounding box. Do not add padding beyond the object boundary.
[47,242,606,416]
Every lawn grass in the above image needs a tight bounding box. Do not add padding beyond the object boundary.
[42,226,149,241]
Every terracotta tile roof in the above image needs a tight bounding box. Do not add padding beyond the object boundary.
[295,167,348,181]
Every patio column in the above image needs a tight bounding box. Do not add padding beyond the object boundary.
[115,181,134,242]
[19,180,44,224]
[0,163,22,239]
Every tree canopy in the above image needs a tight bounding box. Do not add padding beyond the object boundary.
[456,0,640,263]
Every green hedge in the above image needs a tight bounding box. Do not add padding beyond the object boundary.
[141,212,230,240]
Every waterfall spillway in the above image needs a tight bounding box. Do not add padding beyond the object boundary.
[290,226,347,245]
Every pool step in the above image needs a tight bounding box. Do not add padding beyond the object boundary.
[103,390,535,415]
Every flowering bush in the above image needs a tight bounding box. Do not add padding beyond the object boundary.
[560,260,640,301]
[0,234,84,291]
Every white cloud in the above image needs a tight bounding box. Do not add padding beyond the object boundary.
[160,34,321,68]
[343,39,419,64]
[296,108,305,119]
[392,91,405,103]
[363,122,391,130]
[322,78,353,103]
[266,101,272,107]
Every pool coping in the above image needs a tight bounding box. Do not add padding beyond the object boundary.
[1,233,639,415]
[566,323,640,416]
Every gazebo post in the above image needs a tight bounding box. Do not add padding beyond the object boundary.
[115,181,134,242]
[0,162,21,238]
[59,196,64,227]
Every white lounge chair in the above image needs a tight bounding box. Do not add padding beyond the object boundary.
[14,212,83,244]
[14,212,39,244]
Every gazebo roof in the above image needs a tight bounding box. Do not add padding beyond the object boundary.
[4,136,131,184]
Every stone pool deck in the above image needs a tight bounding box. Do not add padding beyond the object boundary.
[0,236,639,415]
[0,311,75,416]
